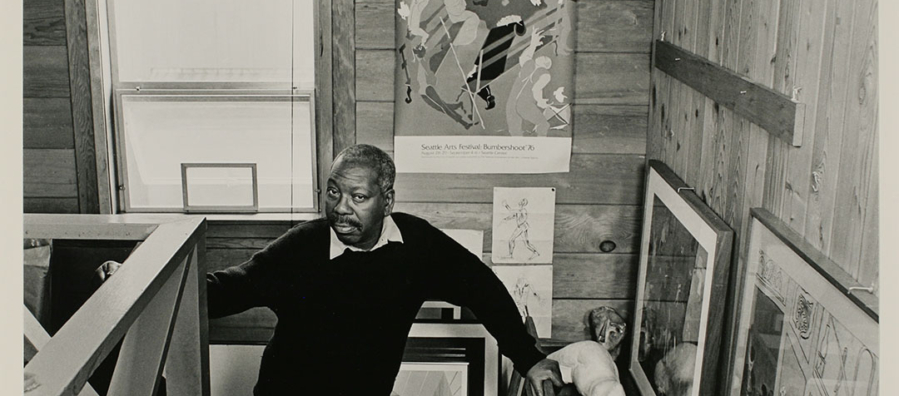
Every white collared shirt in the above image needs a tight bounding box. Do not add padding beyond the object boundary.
[328,215,404,260]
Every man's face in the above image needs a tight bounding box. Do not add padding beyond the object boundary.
[325,159,394,250]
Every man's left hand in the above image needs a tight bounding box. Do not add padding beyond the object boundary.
[525,358,563,396]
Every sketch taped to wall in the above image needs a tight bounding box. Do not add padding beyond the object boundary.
[492,265,552,337]
[491,187,554,264]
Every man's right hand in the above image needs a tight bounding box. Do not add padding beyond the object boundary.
[92,260,123,288]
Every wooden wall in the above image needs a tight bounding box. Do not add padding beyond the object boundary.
[350,0,654,341]
[24,0,656,344]
[24,0,99,214]
[647,0,878,293]
[208,0,655,343]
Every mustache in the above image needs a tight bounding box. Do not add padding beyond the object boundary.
[328,215,362,228]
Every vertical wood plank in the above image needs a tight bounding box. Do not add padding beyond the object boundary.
[317,0,336,203]
[647,0,666,161]
[84,0,113,213]
[780,0,828,231]
[803,0,855,255]
[108,256,189,396]
[683,0,712,188]
[763,0,800,219]
[857,123,878,289]
[828,0,877,273]
[165,246,211,396]
[696,0,727,203]
[333,0,356,154]
[64,0,99,214]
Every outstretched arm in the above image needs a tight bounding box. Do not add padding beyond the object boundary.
[421,228,547,376]
[520,28,543,65]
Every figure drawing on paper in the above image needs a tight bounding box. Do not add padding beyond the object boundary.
[395,0,574,136]
[502,198,540,261]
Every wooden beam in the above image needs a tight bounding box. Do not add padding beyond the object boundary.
[84,0,114,214]
[64,0,100,214]
[23,217,205,396]
[654,40,805,147]
[332,0,356,154]
[108,255,189,396]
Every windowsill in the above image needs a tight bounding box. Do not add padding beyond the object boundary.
[111,212,321,223]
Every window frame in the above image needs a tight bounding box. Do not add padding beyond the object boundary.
[98,0,332,216]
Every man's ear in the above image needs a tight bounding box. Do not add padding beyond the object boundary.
[383,189,395,216]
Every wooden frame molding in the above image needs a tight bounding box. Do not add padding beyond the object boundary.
[654,40,805,147]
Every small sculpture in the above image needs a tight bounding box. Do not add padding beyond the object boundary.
[547,341,626,396]
[588,307,626,360]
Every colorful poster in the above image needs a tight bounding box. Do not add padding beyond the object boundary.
[394,0,575,174]
[491,187,555,264]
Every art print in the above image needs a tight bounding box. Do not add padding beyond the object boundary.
[394,0,575,173]
[729,210,879,396]
[491,187,555,264]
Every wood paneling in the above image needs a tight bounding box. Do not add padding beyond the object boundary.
[355,0,393,50]
[334,0,357,153]
[24,149,78,198]
[394,202,643,254]
[24,0,67,46]
[576,0,654,53]
[828,0,878,274]
[23,46,71,98]
[355,0,655,54]
[66,0,99,214]
[24,198,80,214]
[647,0,879,304]
[393,154,644,205]
[572,105,648,154]
[575,53,651,105]
[23,98,75,149]
[355,102,649,155]
[356,101,394,150]
[654,41,803,146]
[355,50,394,102]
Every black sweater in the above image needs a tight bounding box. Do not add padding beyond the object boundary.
[206,212,546,395]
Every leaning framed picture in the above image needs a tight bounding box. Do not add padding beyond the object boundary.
[629,160,734,396]
[400,323,500,396]
[725,208,878,396]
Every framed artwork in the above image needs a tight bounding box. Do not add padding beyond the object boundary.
[402,323,500,396]
[181,163,258,213]
[393,362,469,396]
[726,208,878,396]
[629,160,734,396]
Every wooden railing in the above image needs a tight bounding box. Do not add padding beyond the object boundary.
[23,214,209,396]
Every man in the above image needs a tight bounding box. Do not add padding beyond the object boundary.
[99,144,562,395]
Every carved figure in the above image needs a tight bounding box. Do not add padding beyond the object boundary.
[588,307,626,360]
[548,341,625,396]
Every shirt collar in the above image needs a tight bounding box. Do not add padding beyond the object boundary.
[329,215,403,260]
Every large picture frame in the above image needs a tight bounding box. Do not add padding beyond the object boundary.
[630,160,734,396]
[725,208,878,396]
[401,323,500,396]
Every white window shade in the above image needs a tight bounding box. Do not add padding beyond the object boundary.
[110,0,314,89]
[119,94,315,212]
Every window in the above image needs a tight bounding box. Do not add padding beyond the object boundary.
[106,0,319,213]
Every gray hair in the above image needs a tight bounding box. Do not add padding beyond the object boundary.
[332,144,396,195]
